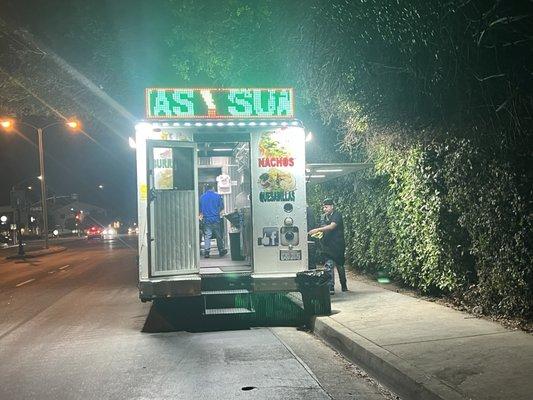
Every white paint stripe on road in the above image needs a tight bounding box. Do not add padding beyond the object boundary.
[48,270,56,274]
[16,278,35,287]
[59,264,71,270]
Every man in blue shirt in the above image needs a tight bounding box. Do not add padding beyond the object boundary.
[199,183,227,258]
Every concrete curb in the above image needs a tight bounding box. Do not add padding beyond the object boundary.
[5,246,67,260]
[312,316,469,400]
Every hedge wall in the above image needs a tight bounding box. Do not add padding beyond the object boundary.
[311,137,532,319]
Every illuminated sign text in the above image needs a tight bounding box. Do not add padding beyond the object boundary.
[146,88,294,119]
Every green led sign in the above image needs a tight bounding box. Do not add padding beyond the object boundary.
[145,88,294,119]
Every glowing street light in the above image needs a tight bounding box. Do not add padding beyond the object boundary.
[66,119,81,130]
[98,184,104,189]
[1,119,13,129]
[0,117,81,249]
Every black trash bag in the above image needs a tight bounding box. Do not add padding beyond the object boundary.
[296,269,329,288]
[224,211,241,229]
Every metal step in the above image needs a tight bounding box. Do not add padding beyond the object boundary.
[204,307,255,316]
[202,289,251,295]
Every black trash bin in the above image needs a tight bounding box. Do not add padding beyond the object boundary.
[296,269,331,316]
[225,212,245,261]
[229,232,245,261]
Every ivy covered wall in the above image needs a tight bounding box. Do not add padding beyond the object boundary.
[310,137,532,319]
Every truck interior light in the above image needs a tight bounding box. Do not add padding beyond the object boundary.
[206,122,213,126]
[237,122,245,126]
[173,122,181,127]
[248,122,257,126]
[216,122,224,126]
[310,174,326,178]
[259,122,267,126]
[269,122,278,126]
[162,122,169,127]
[281,122,288,126]
[194,122,203,127]
[212,148,232,152]
[291,121,299,126]
[227,122,235,126]
[184,122,192,126]
[316,169,343,173]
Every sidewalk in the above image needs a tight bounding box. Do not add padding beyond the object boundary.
[312,273,533,400]
[5,246,66,259]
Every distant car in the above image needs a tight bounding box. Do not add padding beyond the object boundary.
[127,227,139,235]
[49,227,75,238]
[101,227,117,240]
[86,226,102,240]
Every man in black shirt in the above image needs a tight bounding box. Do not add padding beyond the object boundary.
[308,198,348,294]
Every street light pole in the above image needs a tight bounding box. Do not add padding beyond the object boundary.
[37,128,49,249]
[0,118,81,250]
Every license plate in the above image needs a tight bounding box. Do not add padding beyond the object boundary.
[280,249,302,261]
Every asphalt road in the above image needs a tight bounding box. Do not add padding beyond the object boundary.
[0,236,394,400]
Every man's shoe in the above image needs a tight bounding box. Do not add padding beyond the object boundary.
[204,254,210,258]
[219,249,228,257]
[341,285,348,292]
[329,289,335,295]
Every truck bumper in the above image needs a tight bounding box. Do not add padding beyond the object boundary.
[252,273,298,292]
[139,275,201,301]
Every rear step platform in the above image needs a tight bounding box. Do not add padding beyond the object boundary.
[201,283,254,316]
[201,289,251,295]
[204,307,254,316]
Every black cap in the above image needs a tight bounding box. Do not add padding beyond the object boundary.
[323,198,334,206]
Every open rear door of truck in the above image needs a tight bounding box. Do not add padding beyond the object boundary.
[147,140,200,277]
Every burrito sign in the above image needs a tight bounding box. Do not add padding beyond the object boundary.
[145,88,294,119]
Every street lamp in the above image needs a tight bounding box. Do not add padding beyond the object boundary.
[0,118,81,249]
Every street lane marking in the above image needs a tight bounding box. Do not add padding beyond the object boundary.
[59,264,71,270]
[16,278,35,287]
[48,270,56,274]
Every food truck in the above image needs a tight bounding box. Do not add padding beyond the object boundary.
[135,88,326,316]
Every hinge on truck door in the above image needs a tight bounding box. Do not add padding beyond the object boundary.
[149,188,157,202]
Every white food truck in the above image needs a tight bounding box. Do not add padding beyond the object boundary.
[135,88,327,316]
